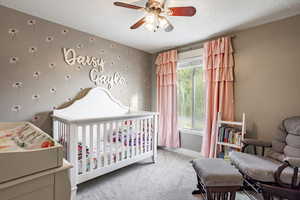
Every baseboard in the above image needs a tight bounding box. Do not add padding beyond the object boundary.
[160,147,202,158]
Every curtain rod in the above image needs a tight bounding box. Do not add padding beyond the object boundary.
[158,34,236,54]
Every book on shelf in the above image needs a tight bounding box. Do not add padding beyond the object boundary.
[217,146,234,160]
[218,125,242,146]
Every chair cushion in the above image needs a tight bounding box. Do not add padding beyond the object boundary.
[229,151,300,184]
[286,134,300,149]
[283,116,300,136]
[192,158,243,187]
[284,145,300,158]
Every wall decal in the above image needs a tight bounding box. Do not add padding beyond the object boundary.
[32,115,40,122]
[61,29,69,35]
[63,48,104,68]
[33,71,41,79]
[50,88,57,93]
[28,46,38,54]
[8,28,18,38]
[76,44,83,49]
[11,105,22,112]
[89,37,95,43]
[63,47,126,89]
[27,19,36,26]
[65,74,72,80]
[89,71,126,89]
[45,36,54,42]
[32,94,40,100]
[9,56,19,64]
[76,65,83,71]
[49,63,56,69]
[12,82,23,88]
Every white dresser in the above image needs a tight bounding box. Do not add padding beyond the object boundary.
[0,160,72,200]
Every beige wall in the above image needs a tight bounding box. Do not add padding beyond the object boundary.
[234,14,300,141]
[0,6,152,134]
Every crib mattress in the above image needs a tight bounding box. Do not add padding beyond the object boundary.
[0,122,63,184]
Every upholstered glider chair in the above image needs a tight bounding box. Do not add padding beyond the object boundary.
[229,116,300,199]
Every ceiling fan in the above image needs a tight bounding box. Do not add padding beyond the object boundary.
[113,0,196,32]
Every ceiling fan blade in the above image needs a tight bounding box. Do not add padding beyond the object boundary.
[168,7,196,16]
[130,17,146,29]
[114,2,143,9]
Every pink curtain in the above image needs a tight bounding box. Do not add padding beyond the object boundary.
[201,37,235,158]
[155,49,180,148]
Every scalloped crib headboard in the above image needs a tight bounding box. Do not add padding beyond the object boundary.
[53,87,129,120]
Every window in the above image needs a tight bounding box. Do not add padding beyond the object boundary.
[177,52,205,133]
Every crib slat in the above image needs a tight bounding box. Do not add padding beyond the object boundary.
[136,120,139,156]
[132,120,139,156]
[103,123,108,167]
[140,120,143,155]
[116,121,121,162]
[142,119,145,154]
[90,124,94,171]
[66,123,70,160]
[146,118,149,152]
[121,121,125,161]
[151,118,153,152]
[127,121,131,159]
[129,120,133,158]
[82,125,87,174]
[109,122,113,165]
[97,123,101,169]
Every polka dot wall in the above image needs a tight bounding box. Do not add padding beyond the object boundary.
[0,6,153,134]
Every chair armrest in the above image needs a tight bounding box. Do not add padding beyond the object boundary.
[242,138,272,148]
[284,157,300,168]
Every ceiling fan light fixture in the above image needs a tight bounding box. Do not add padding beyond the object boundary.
[145,13,155,24]
[145,23,157,32]
[159,17,168,29]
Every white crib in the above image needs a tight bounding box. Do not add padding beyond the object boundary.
[52,87,158,199]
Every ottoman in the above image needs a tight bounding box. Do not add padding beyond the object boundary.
[191,158,243,200]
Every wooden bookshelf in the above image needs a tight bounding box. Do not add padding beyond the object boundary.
[214,112,246,158]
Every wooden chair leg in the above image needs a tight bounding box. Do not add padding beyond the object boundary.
[206,190,213,200]
[262,190,271,200]
[229,192,236,200]
[192,175,205,194]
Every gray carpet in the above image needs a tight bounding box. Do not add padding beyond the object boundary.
[77,149,251,200]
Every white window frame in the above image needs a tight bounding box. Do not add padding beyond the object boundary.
[177,48,204,135]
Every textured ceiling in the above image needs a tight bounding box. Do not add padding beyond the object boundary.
[1,0,300,53]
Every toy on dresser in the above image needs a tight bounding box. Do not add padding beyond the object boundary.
[0,123,55,152]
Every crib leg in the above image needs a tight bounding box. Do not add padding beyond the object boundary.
[71,186,77,200]
[152,154,157,163]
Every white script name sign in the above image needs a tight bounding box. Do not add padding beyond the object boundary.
[62,48,126,89]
